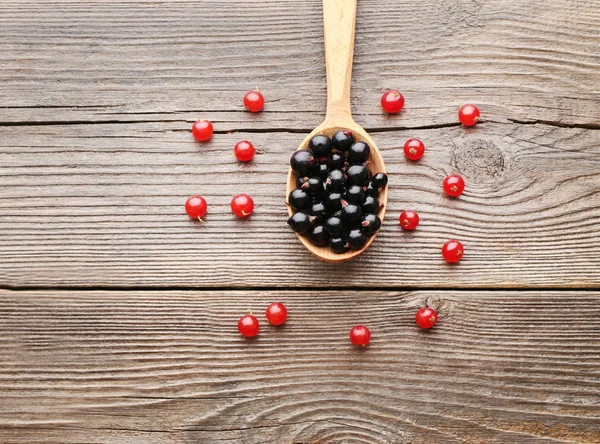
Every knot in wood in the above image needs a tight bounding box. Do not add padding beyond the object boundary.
[451,138,505,182]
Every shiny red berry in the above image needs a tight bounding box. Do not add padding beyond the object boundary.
[238,314,259,337]
[458,104,480,126]
[185,196,207,220]
[403,138,425,160]
[443,174,465,197]
[415,307,438,329]
[380,90,404,114]
[231,194,254,218]
[244,90,264,112]
[265,302,288,326]
[442,239,464,263]
[234,140,255,162]
[192,119,213,142]
[399,210,419,231]
[349,325,371,347]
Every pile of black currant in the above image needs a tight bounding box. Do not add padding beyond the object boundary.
[287,130,388,254]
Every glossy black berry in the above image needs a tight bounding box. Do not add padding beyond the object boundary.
[362,195,380,214]
[325,215,345,236]
[346,164,369,186]
[372,173,388,190]
[341,202,363,227]
[290,150,316,176]
[365,181,380,197]
[296,176,308,188]
[348,141,370,164]
[361,213,381,235]
[326,169,346,192]
[287,212,313,234]
[309,135,332,158]
[316,163,329,180]
[310,201,327,222]
[288,189,312,211]
[344,185,366,204]
[325,192,343,212]
[332,130,354,152]
[347,228,368,250]
[300,176,324,196]
[328,152,346,170]
[330,236,348,254]
[308,224,330,246]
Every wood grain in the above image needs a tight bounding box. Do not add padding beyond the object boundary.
[0,289,598,443]
[0,121,598,287]
[0,0,598,130]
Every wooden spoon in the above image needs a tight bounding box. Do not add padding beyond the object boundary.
[286,0,387,263]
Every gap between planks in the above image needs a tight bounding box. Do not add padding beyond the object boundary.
[1,285,599,293]
[0,118,599,131]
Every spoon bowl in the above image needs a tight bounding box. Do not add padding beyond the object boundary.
[286,0,387,262]
[287,122,387,263]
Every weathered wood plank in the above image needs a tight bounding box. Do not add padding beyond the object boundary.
[0,121,598,287]
[0,0,598,129]
[0,289,598,443]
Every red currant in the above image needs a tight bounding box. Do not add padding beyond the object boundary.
[443,174,465,197]
[349,325,371,347]
[403,138,425,161]
[415,307,438,329]
[458,104,480,126]
[238,314,259,337]
[185,196,207,220]
[192,119,213,142]
[265,302,288,326]
[244,90,264,113]
[234,140,255,162]
[442,239,464,263]
[399,210,419,231]
[380,90,404,114]
[231,194,254,218]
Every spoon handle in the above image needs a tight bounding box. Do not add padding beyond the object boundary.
[322,0,357,121]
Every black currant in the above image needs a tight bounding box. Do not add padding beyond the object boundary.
[372,172,388,190]
[361,213,381,235]
[346,164,369,186]
[343,185,366,204]
[325,192,343,212]
[347,228,368,250]
[328,152,346,170]
[325,215,345,236]
[300,176,324,196]
[296,176,309,188]
[325,169,346,192]
[331,130,354,152]
[348,141,370,164]
[288,189,312,211]
[287,212,313,234]
[362,195,380,214]
[309,134,332,158]
[290,150,316,176]
[329,236,348,254]
[308,224,330,246]
[310,201,327,222]
[317,163,329,180]
[341,202,363,227]
[365,181,379,197]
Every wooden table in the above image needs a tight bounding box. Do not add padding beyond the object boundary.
[1,1,599,442]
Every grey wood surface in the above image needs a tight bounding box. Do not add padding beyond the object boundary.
[0,290,599,444]
[0,0,599,443]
